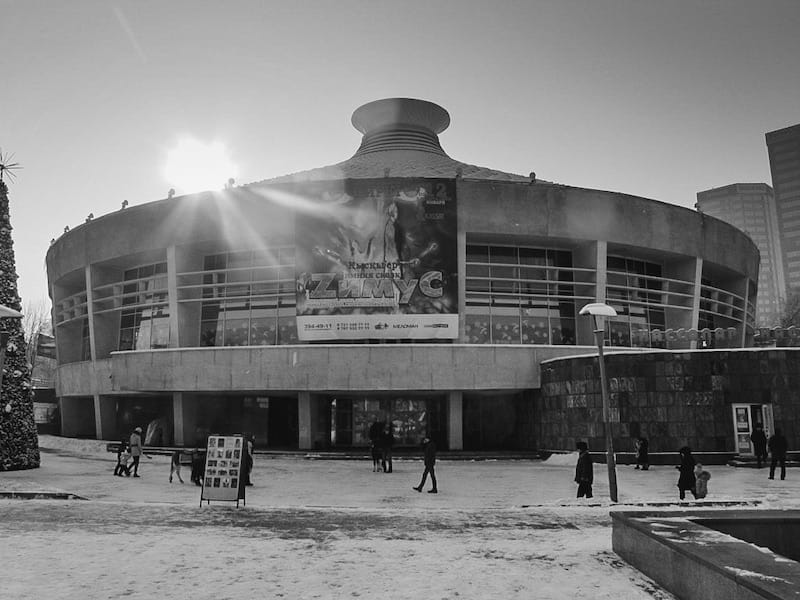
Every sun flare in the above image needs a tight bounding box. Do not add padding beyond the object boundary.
[164,137,238,194]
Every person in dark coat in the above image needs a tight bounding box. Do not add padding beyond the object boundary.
[768,428,788,480]
[750,424,768,468]
[574,441,593,498]
[635,437,649,470]
[368,419,383,446]
[190,446,205,486]
[676,446,697,500]
[380,424,395,473]
[413,437,438,494]
[244,435,255,486]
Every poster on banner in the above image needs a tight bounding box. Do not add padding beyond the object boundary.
[200,434,246,506]
[295,179,458,340]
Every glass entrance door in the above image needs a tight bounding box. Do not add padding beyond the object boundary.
[732,404,753,454]
[732,403,774,454]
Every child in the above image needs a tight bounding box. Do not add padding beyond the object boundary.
[169,450,185,483]
[115,444,131,477]
[694,463,711,499]
[371,443,383,472]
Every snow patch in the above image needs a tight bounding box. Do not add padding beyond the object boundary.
[723,567,789,583]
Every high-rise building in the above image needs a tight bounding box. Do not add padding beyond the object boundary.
[766,124,800,294]
[696,183,784,326]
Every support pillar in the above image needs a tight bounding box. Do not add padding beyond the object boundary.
[172,392,185,446]
[298,391,312,450]
[448,391,463,450]
[173,392,199,447]
[93,394,116,441]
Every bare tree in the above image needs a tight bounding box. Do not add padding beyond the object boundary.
[22,299,52,369]
[779,288,800,329]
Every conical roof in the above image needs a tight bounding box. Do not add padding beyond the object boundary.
[258,98,531,184]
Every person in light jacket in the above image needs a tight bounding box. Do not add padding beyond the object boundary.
[129,427,143,478]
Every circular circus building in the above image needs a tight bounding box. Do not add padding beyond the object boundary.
[47,98,760,453]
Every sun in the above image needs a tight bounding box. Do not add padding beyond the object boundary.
[164,137,238,194]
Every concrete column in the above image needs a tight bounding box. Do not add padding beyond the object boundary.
[93,394,116,441]
[448,391,463,450]
[690,258,703,349]
[595,240,607,304]
[457,227,467,341]
[298,391,312,450]
[166,246,180,348]
[173,392,185,446]
[85,265,97,361]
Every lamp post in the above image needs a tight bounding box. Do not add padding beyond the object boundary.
[579,302,619,502]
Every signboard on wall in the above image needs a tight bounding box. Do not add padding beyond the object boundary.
[200,434,246,506]
[295,179,458,340]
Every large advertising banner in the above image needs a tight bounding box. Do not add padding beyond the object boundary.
[295,179,458,340]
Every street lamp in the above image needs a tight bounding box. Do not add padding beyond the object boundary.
[579,302,619,502]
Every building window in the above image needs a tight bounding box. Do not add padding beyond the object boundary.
[606,256,665,348]
[198,247,298,347]
[465,244,576,345]
[81,318,91,361]
[118,262,169,351]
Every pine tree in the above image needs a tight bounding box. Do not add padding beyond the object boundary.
[0,178,40,470]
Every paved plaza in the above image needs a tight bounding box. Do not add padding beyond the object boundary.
[2,436,799,599]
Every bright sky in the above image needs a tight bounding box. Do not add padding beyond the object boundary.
[2,0,799,308]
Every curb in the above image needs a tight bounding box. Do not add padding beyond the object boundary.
[0,491,89,501]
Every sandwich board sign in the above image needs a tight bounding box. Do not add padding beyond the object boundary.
[200,434,246,507]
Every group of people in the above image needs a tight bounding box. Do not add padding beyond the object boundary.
[575,425,791,500]
[367,420,438,493]
[368,420,395,473]
[114,428,255,488]
[113,426,145,478]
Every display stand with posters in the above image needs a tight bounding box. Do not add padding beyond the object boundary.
[199,434,247,507]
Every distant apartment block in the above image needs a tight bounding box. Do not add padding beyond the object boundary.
[697,183,784,326]
[767,123,800,294]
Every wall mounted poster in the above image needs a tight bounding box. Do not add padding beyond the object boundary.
[200,435,246,506]
[295,179,458,340]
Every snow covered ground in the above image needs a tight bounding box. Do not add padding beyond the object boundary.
[2,435,799,599]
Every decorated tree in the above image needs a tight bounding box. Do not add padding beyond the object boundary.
[0,153,39,470]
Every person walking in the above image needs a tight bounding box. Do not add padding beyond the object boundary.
[244,435,255,486]
[676,446,697,500]
[634,437,649,470]
[750,424,768,468]
[768,427,788,480]
[169,450,184,483]
[574,441,593,498]
[413,437,438,494]
[380,423,395,473]
[114,441,131,477]
[129,426,144,478]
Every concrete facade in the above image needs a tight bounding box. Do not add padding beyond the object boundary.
[47,98,760,451]
[540,348,800,453]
